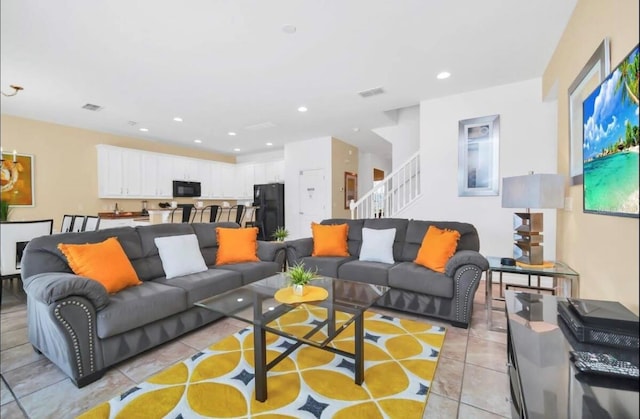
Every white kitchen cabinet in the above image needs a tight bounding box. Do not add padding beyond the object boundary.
[235,163,254,199]
[97,145,124,198]
[172,156,200,181]
[121,150,143,197]
[265,160,285,183]
[97,144,285,200]
[155,155,174,197]
[198,161,215,198]
[218,163,235,198]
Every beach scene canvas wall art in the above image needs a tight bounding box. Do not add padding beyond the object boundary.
[582,44,639,218]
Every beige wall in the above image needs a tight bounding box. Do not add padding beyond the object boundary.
[330,137,359,218]
[543,0,639,313]
[1,115,236,231]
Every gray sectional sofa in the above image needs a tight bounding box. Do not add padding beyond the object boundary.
[21,222,285,387]
[286,218,489,328]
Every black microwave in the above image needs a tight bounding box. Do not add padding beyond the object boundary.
[172,180,201,197]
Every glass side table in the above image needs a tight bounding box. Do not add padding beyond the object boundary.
[485,256,579,331]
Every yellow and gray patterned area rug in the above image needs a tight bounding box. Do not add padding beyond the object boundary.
[79,309,446,419]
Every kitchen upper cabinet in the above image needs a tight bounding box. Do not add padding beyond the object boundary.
[198,161,215,198]
[218,163,235,198]
[122,150,143,197]
[140,153,173,198]
[97,145,124,197]
[235,164,254,199]
[265,160,284,183]
[97,144,284,199]
[172,156,199,181]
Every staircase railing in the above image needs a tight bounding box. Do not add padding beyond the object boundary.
[350,151,421,219]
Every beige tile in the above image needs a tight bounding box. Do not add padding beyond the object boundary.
[0,343,45,373]
[431,357,464,400]
[458,402,510,418]
[469,318,508,345]
[115,340,199,383]
[2,358,68,398]
[0,308,28,333]
[179,318,244,350]
[20,369,134,419]
[465,336,507,373]
[423,393,458,418]
[440,329,468,362]
[0,328,29,351]
[0,400,27,419]
[460,364,510,418]
[1,377,15,405]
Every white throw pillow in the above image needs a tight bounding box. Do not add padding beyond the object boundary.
[154,234,208,279]
[359,227,396,264]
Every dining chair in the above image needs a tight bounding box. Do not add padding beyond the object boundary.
[1,219,54,299]
[61,214,75,233]
[82,216,100,231]
[70,215,86,232]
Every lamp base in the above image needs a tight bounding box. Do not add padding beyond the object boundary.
[513,212,544,265]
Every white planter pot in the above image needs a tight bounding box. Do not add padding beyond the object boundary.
[292,284,305,296]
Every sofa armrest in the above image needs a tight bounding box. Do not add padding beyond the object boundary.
[445,250,489,277]
[23,272,110,310]
[256,241,286,262]
[285,238,313,266]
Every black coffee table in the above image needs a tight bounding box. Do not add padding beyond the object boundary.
[195,274,389,402]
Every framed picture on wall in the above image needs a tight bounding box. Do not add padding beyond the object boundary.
[458,115,500,196]
[1,152,35,206]
[344,172,357,209]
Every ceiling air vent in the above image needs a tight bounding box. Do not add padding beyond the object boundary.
[358,87,385,98]
[244,121,277,131]
[82,103,103,111]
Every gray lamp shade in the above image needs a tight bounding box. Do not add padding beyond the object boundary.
[502,174,565,209]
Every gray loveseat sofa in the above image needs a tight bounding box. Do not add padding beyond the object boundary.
[21,222,285,387]
[285,218,489,328]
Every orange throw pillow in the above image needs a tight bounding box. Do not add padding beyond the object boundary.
[414,226,461,273]
[311,222,350,257]
[216,227,260,265]
[58,237,141,294]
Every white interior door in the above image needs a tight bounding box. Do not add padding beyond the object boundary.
[299,169,326,237]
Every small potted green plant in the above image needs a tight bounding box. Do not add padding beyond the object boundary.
[286,262,317,296]
[272,226,289,242]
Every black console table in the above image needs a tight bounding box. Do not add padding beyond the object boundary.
[505,290,638,418]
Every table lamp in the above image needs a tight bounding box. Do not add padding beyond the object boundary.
[502,173,565,265]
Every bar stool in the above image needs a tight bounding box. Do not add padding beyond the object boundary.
[199,205,220,222]
[170,204,195,223]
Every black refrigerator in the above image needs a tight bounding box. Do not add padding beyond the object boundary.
[253,183,285,240]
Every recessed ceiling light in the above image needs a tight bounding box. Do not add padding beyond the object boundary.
[297,106,308,112]
[233,148,241,152]
[266,142,273,146]
[228,132,237,136]
[353,127,360,132]
[173,117,183,122]
[282,24,296,34]
[139,128,149,132]
[436,71,451,80]
[194,139,202,143]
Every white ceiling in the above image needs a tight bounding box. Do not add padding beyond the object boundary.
[1,0,577,159]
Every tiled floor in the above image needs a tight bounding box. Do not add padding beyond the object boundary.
[0,279,510,418]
